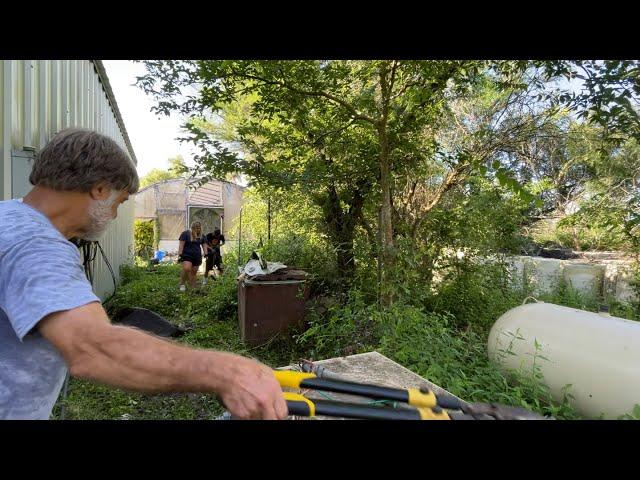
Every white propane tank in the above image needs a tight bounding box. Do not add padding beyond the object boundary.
[487,302,640,419]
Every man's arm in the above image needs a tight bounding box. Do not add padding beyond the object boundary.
[38,303,288,419]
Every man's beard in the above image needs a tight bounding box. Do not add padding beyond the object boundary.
[81,191,119,241]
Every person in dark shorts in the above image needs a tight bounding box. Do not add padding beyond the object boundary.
[178,221,206,291]
[203,228,225,284]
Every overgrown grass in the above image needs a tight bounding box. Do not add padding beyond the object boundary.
[52,251,639,420]
[52,262,308,420]
[297,296,580,419]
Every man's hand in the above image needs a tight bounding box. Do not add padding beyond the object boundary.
[215,352,288,420]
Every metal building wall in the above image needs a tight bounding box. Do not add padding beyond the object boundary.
[222,182,244,241]
[0,59,138,300]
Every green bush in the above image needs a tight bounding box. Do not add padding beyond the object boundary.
[377,306,578,419]
[297,289,381,358]
[424,259,525,330]
[536,276,600,312]
[297,294,580,419]
[228,234,339,296]
[134,219,156,259]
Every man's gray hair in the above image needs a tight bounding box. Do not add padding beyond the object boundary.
[29,128,139,194]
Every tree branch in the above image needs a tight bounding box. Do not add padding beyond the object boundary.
[232,71,378,125]
[410,164,469,238]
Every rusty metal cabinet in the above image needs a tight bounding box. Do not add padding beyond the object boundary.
[238,269,309,346]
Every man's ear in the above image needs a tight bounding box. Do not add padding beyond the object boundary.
[89,183,111,201]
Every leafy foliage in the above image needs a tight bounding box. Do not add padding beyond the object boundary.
[139,155,188,188]
[133,219,155,259]
[56,60,640,420]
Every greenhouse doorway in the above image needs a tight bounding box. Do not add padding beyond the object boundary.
[188,206,224,236]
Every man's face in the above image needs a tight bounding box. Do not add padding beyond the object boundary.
[81,188,130,241]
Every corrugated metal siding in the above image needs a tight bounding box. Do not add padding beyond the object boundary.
[0,60,138,300]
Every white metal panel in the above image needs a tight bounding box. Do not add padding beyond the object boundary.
[78,61,84,128]
[10,61,20,149]
[83,61,88,127]
[89,70,95,131]
[99,88,104,134]
[38,60,47,148]
[27,61,37,148]
[70,61,77,126]
[1,60,12,199]
[88,64,93,128]
[50,60,59,135]
[3,59,135,163]
[61,60,68,129]
[1,59,139,300]
[23,61,32,146]
[94,71,99,132]
[13,62,23,149]
[107,105,112,138]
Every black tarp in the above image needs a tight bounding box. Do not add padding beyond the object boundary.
[111,307,186,338]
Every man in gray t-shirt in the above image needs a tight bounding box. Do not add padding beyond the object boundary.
[0,128,287,421]
[0,199,100,419]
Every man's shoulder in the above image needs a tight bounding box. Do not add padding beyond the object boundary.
[0,199,23,215]
[0,200,69,251]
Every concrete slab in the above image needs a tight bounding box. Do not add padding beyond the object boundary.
[279,350,467,420]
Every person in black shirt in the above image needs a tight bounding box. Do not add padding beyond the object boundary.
[178,221,206,291]
[203,228,225,283]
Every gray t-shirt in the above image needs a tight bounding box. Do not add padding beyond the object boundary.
[0,199,100,419]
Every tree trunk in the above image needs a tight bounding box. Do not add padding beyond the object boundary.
[377,61,396,306]
[321,184,360,288]
[379,128,395,305]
